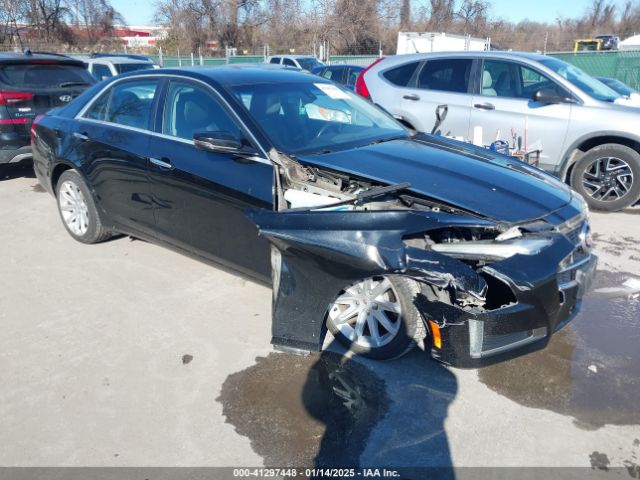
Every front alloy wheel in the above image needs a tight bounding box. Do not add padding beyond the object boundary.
[326,276,425,360]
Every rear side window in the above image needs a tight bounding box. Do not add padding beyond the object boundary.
[383,62,419,87]
[84,79,159,130]
[270,57,281,64]
[417,59,472,93]
[347,68,362,85]
[0,64,95,88]
[322,67,344,81]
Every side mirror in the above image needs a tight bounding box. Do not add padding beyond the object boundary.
[193,131,256,155]
[532,88,572,104]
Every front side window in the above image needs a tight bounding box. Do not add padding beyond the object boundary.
[83,79,159,130]
[283,58,296,67]
[482,60,568,100]
[417,59,472,93]
[163,81,241,141]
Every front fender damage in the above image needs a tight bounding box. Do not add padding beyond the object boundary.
[246,209,494,352]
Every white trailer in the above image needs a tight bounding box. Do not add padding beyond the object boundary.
[397,32,490,55]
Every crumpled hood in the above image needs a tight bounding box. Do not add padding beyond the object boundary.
[298,136,573,223]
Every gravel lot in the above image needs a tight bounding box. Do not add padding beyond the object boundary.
[1,162,639,471]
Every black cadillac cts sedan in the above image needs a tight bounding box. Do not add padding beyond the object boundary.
[32,65,596,366]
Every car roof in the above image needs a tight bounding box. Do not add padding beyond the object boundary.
[325,64,364,69]
[272,55,317,59]
[0,51,83,66]
[86,56,153,64]
[383,50,550,63]
[117,64,323,86]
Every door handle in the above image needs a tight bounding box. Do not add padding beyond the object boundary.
[150,157,174,170]
[73,132,89,141]
[473,102,495,110]
[403,94,420,101]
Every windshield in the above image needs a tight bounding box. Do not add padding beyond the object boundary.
[0,64,95,88]
[229,81,407,155]
[297,57,322,71]
[540,57,621,102]
[115,63,155,74]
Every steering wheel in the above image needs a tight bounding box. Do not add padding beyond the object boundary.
[314,122,343,140]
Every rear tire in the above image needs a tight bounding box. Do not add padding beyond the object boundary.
[326,275,426,360]
[570,143,640,211]
[55,169,111,244]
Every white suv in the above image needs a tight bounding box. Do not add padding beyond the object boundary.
[358,51,640,211]
[83,55,157,81]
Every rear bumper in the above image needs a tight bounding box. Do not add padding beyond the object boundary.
[0,144,32,164]
[427,252,597,368]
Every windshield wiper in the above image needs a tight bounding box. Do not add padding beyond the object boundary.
[59,81,89,88]
[368,135,407,146]
[287,182,411,212]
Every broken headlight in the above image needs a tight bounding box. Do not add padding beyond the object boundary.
[431,237,552,262]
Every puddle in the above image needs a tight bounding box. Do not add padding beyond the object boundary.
[217,351,389,467]
[31,183,45,192]
[479,270,640,429]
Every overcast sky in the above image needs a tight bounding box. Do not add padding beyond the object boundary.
[109,0,624,27]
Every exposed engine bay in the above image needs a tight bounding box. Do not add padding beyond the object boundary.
[249,149,595,366]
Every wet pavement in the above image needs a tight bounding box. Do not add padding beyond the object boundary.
[219,269,640,469]
[479,270,640,429]
[217,350,390,467]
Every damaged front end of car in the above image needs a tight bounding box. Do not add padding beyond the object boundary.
[246,149,597,367]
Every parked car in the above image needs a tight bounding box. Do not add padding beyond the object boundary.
[597,76,640,107]
[267,55,323,71]
[0,50,96,166]
[91,52,158,63]
[32,66,596,366]
[357,51,640,211]
[595,34,619,50]
[83,55,157,81]
[312,64,364,90]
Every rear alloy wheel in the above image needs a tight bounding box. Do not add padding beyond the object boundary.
[326,276,426,360]
[570,144,640,211]
[56,169,111,244]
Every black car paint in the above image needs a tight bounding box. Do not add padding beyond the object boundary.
[32,66,595,366]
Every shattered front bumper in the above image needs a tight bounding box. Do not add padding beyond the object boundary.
[427,248,597,367]
[247,208,596,368]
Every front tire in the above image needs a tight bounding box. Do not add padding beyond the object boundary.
[56,169,111,244]
[326,276,426,360]
[570,144,640,211]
